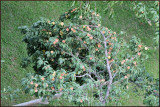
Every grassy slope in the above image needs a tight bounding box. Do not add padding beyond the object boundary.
[1,1,71,106]
[1,1,159,106]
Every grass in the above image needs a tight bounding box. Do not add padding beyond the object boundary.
[1,1,72,106]
[1,1,159,106]
[118,83,145,106]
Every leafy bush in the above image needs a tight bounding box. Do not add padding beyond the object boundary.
[19,3,158,106]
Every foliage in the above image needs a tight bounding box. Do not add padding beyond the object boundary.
[143,78,159,106]
[18,2,158,106]
[1,1,158,106]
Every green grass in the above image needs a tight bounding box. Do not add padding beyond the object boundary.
[1,1,72,106]
[118,83,145,106]
[1,1,159,106]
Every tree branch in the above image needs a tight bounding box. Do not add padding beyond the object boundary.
[13,93,63,106]
[75,73,95,81]
[100,31,113,105]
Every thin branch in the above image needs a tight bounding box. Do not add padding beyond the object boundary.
[75,73,95,81]
[112,71,118,79]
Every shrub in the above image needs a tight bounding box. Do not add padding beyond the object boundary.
[19,3,158,106]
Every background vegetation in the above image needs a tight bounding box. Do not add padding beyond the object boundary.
[1,1,159,106]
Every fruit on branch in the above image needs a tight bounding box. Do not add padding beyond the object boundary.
[51,51,54,54]
[80,99,83,103]
[30,81,34,85]
[127,66,130,70]
[70,87,73,90]
[145,47,148,50]
[35,84,38,87]
[19,4,149,105]
[138,52,141,56]
[41,77,45,81]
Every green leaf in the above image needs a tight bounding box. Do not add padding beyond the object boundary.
[58,58,64,64]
